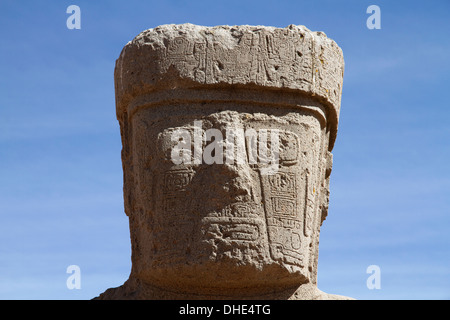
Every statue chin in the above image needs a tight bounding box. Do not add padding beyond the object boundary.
[95,23,351,300]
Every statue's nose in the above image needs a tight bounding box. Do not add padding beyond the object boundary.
[220,162,253,198]
[186,160,254,208]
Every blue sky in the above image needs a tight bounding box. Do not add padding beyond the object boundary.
[0,0,449,300]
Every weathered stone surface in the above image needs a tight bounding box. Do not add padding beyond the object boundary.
[114,23,344,150]
[95,23,349,300]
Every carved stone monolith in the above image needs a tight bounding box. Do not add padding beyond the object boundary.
[95,23,349,300]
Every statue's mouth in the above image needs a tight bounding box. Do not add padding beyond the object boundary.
[202,217,261,242]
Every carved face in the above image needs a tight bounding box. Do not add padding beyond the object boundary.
[125,103,329,293]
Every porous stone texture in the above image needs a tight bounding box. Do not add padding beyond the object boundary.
[95,23,350,300]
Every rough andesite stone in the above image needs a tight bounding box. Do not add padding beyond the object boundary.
[95,23,350,300]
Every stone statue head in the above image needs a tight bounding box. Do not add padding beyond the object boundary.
[98,23,346,299]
